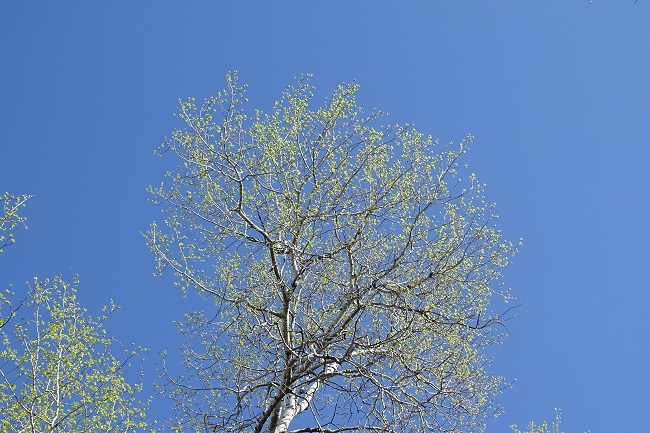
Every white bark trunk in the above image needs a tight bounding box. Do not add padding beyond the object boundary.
[272,361,340,433]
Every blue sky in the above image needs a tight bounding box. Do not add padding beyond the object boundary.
[2,2,649,432]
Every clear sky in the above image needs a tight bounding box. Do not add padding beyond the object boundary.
[2,2,649,432]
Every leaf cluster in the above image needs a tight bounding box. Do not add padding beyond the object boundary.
[0,192,32,254]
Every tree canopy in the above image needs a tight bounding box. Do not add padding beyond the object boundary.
[147,73,519,433]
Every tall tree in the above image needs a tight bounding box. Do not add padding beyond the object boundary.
[147,73,519,433]
[0,194,151,432]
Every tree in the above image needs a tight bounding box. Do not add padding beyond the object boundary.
[0,277,150,433]
[0,194,151,432]
[147,73,519,433]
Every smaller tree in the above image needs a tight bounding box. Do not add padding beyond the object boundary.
[0,193,151,432]
[0,276,150,432]
[0,277,146,433]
